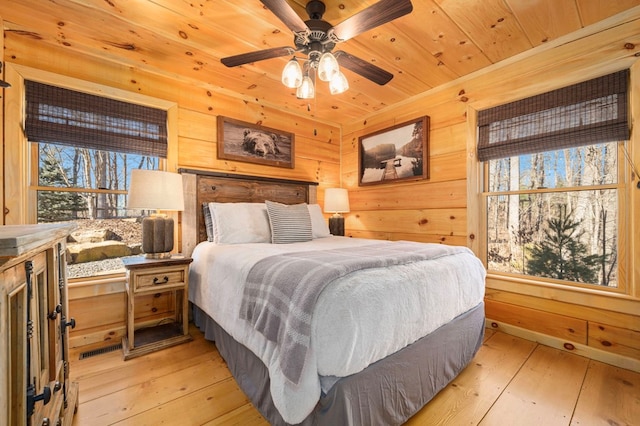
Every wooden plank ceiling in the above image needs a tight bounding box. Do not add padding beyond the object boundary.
[1,0,639,125]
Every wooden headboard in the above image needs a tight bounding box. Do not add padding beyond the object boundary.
[179,169,318,257]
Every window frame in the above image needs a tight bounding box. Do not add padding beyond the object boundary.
[480,142,628,294]
[466,75,638,311]
[3,64,178,285]
[31,142,166,221]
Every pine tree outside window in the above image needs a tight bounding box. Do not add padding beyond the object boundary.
[478,70,629,290]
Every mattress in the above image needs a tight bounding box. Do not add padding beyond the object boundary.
[188,237,486,423]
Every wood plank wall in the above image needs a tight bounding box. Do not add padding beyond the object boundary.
[0,15,5,228]
[340,9,640,370]
[2,8,640,370]
[1,30,340,348]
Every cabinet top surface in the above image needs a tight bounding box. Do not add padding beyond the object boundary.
[0,223,76,257]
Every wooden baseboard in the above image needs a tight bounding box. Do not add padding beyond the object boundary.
[486,319,640,373]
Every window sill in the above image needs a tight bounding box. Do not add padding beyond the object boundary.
[68,272,127,299]
[485,272,639,316]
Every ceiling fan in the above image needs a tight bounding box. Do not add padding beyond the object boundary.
[221,0,413,93]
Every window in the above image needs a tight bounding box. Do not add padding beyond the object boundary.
[25,81,168,279]
[478,70,629,290]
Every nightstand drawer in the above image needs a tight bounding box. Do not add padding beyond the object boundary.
[135,268,186,291]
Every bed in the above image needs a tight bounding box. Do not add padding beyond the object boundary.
[180,169,486,425]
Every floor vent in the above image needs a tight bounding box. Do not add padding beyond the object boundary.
[79,343,121,360]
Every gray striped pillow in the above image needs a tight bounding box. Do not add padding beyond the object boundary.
[203,202,215,242]
[265,200,312,244]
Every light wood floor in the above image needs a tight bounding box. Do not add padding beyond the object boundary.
[69,324,640,425]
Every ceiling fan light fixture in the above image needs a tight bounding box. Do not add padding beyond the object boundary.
[222,0,413,107]
[281,57,303,88]
[329,71,349,95]
[296,74,315,99]
[317,52,339,82]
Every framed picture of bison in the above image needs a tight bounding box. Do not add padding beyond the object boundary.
[217,116,295,169]
[358,116,429,186]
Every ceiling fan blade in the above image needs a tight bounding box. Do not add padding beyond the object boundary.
[260,0,309,33]
[333,50,393,86]
[221,46,295,67]
[335,51,394,85]
[331,0,413,42]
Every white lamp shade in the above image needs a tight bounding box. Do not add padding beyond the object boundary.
[127,169,184,211]
[324,188,350,213]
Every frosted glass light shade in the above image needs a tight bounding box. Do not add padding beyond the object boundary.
[281,58,302,88]
[324,188,350,213]
[317,52,339,82]
[296,75,315,99]
[329,71,349,95]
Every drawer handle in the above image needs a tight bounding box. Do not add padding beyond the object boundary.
[153,276,169,285]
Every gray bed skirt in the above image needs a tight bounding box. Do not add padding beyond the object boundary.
[193,302,485,425]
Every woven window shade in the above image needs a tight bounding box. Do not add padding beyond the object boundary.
[25,81,167,158]
[477,69,629,162]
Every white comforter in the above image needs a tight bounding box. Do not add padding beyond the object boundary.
[189,237,486,423]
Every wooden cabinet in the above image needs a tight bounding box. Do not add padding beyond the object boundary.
[121,255,193,360]
[0,224,78,426]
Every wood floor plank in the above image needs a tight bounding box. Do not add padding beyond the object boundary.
[202,403,269,426]
[116,377,252,425]
[483,327,497,341]
[571,360,640,426]
[73,354,232,425]
[68,327,640,425]
[70,325,210,380]
[77,351,222,404]
[406,332,536,425]
[480,345,590,426]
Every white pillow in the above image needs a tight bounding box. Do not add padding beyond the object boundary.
[307,204,331,238]
[265,200,312,244]
[208,202,271,244]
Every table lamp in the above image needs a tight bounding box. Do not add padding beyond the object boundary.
[127,169,184,259]
[324,188,350,236]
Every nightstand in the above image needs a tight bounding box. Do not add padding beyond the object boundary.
[121,255,193,360]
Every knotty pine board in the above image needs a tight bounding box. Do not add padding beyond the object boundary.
[406,332,537,425]
[73,348,231,423]
[479,345,590,425]
[571,360,640,426]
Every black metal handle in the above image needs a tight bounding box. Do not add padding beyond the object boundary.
[48,304,62,320]
[153,276,169,285]
[36,386,51,405]
[28,384,51,416]
[65,318,76,330]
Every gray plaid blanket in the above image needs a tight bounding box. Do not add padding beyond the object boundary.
[239,241,469,385]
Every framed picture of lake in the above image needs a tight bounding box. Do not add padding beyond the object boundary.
[358,116,429,186]
[217,116,295,169]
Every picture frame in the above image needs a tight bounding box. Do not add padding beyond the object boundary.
[217,116,295,169]
[358,116,429,186]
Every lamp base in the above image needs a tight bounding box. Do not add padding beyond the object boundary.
[328,214,345,236]
[141,215,174,258]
